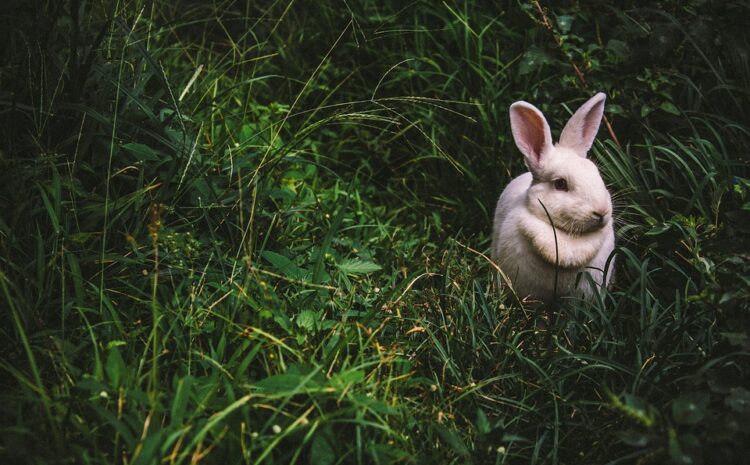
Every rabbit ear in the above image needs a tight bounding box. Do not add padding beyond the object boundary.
[558,92,606,157]
[510,101,553,172]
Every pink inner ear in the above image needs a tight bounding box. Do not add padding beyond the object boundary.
[558,93,606,156]
[581,99,605,143]
[516,106,546,163]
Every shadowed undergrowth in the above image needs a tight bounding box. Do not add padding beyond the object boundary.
[1,1,748,464]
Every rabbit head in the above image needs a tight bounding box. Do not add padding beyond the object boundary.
[509,93,611,236]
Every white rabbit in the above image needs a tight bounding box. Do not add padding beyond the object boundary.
[491,93,615,303]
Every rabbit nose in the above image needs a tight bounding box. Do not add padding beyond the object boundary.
[592,211,605,225]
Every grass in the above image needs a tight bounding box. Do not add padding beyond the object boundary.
[1,1,749,464]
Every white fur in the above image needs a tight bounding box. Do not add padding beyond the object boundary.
[492,93,615,303]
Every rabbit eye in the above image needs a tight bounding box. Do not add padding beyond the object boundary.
[553,178,568,191]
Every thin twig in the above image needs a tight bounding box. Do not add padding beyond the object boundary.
[531,0,622,148]
[246,264,338,291]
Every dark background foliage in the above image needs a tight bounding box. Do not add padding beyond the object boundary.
[1,1,748,464]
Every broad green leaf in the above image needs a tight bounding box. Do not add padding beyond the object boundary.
[476,408,491,435]
[337,259,382,275]
[262,251,307,280]
[105,346,126,388]
[672,391,709,425]
[659,101,681,115]
[433,424,470,457]
[170,375,194,426]
[239,123,256,144]
[122,142,160,161]
[331,369,364,387]
[556,14,574,34]
[255,373,319,392]
[519,47,554,75]
[296,309,318,331]
[310,429,336,465]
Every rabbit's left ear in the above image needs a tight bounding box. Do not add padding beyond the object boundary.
[558,93,606,157]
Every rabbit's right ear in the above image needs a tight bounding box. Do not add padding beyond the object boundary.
[510,101,553,173]
[558,93,606,157]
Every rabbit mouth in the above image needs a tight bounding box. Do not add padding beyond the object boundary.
[557,215,608,235]
[581,215,609,233]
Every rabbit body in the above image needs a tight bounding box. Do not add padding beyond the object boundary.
[491,93,615,302]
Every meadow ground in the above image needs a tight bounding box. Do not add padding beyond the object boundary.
[1,1,749,464]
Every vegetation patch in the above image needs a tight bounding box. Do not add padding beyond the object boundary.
[1,1,748,464]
